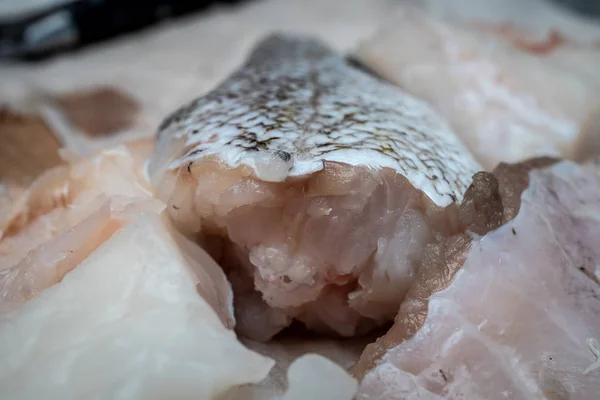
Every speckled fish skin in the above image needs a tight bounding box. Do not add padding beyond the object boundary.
[153,34,481,207]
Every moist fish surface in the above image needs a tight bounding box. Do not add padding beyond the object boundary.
[356,9,600,170]
[353,159,600,399]
[0,146,359,400]
[0,213,272,400]
[0,140,168,313]
[150,34,481,341]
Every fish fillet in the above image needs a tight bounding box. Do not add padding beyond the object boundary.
[356,9,600,170]
[353,159,600,399]
[0,213,272,400]
[228,352,359,400]
[0,141,171,311]
[150,34,481,341]
[0,139,238,327]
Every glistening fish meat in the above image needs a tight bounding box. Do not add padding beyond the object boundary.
[150,34,481,341]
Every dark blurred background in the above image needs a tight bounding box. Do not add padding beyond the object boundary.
[0,0,599,61]
[0,0,252,60]
[552,0,600,17]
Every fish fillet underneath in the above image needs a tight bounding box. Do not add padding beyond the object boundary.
[356,9,600,170]
[354,160,600,399]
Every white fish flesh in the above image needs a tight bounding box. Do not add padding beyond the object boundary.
[0,140,165,312]
[150,34,481,341]
[0,213,272,399]
[0,144,358,400]
[353,159,600,399]
[356,10,600,170]
[228,353,359,400]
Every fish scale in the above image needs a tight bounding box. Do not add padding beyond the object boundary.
[153,34,481,206]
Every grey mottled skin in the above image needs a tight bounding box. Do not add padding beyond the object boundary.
[152,34,481,206]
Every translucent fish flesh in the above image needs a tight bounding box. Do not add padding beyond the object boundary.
[150,34,481,341]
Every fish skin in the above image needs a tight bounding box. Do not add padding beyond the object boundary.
[152,34,481,207]
[354,160,600,399]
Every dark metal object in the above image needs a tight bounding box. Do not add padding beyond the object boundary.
[0,0,249,61]
[550,0,600,18]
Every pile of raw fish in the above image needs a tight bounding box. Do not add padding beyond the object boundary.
[1,10,600,400]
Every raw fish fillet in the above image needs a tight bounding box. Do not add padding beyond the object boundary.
[237,336,369,398]
[0,139,237,327]
[478,25,600,87]
[0,214,272,400]
[150,34,481,341]
[0,140,166,312]
[279,354,358,400]
[228,353,359,400]
[356,10,600,170]
[353,159,600,399]
[479,25,600,164]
